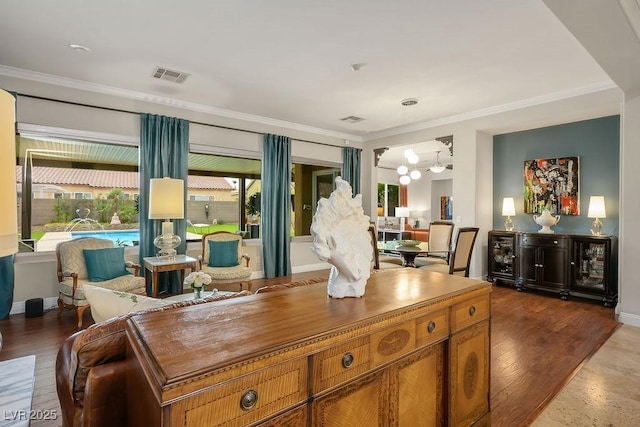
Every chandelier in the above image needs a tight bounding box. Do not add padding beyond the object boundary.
[397,149,447,185]
[429,151,446,173]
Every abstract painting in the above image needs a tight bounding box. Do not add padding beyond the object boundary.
[523,156,579,215]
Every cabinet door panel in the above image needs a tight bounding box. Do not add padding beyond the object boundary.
[517,246,537,284]
[389,344,444,427]
[449,320,490,427]
[540,248,567,288]
[312,369,389,427]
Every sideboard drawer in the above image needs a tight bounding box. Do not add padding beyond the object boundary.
[415,308,450,348]
[520,234,568,248]
[451,294,490,333]
[169,358,307,427]
[311,336,370,393]
[370,320,416,368]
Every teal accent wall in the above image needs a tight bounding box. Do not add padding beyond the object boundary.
[493,115,619,236]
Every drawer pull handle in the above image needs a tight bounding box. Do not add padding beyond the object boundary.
[342,352,354,368]
[469,305,476,316]
[240,390,258,411]
[427,321,436,333]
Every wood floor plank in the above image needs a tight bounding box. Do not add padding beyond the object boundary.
[0,273,619,426]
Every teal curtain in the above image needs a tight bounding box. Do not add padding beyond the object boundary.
[139,113,189,295]
[262,134,292,278]
[342,147,362,196]
[0,255,14,319]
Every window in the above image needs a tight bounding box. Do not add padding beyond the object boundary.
[292,163,341,236]
[378,183,399,217]
[186,151,261,238]
[17,134,139,252]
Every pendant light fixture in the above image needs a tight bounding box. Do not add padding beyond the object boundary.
[429,151,446,173]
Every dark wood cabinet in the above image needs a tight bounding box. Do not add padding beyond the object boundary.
[569,235,617,307]
[488,231,617,306]
[516,234,569,298]
[487,231,517,285]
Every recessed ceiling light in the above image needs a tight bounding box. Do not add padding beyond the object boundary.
[68,44,91,53]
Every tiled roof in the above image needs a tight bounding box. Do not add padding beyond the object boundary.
[15,166,233,190]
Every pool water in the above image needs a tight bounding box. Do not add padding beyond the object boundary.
[71,230,139,246]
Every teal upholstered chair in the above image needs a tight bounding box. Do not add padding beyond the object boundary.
[198,232,252,291]
[55,237,146,328]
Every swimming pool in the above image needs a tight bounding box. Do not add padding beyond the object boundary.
[71,230,139,246]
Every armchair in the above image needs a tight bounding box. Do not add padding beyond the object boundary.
[56,238,146,329]
[198,231,252,291]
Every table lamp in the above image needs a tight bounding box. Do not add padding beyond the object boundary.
[148,177,184,259]
[502,197,515,231]
[410,210,425,228]
[587,196,606,236]
[395,207,410,233]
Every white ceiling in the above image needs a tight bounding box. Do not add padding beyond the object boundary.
[0,0,620,156]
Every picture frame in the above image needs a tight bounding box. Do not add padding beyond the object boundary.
[523,156,579,215]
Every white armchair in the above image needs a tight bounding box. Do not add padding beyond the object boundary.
[55,237,146,328]
[198,232,252,291]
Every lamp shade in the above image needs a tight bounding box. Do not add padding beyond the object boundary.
[395,207,410,218]
[0,90,18,257]
[502,197,516,216]
[587,196,606,218]
[148,177,185,220]
[429,164,446,173]
[410,210,425,219]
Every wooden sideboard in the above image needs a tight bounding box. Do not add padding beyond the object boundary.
[487,230,617,306]
[126,269,491,426]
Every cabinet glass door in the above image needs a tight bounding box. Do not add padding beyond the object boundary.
[491,235,515,276]
[573,241,606,291]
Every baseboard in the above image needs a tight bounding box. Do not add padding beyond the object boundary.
[10,297,59,316]
[617,310,640,327]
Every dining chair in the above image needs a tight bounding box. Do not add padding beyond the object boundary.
[426,221,454,263]
[420,227,479,277]
[447,227,480,277]
[369,222,380,270]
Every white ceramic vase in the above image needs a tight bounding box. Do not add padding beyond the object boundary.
[533,209,560,233]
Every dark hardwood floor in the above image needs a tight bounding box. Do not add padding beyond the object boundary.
[0,271,619,427]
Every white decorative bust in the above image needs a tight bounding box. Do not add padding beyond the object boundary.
[311,176,372,298]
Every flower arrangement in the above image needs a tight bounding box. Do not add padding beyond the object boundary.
[184,271,212,290]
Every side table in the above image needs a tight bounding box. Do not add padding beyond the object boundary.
[143,255,197,298]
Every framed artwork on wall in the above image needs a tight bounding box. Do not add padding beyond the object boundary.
[523,156,579,215]
[440,196,453,220]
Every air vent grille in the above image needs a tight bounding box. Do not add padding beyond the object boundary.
[340,115,365,123]
[152,66,190,84]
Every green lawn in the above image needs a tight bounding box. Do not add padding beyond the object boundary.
[187,223,239,234]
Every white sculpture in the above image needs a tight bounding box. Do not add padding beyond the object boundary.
[533,208,560,233]
[311,177,372,298]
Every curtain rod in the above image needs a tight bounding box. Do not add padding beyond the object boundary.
[16,92,344,149]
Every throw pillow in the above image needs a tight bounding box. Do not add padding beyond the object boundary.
[83,284,170,323]
[208,239,239,267]
[83,247,130,282]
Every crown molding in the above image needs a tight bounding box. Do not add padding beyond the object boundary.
[363,80,619,141]
[0,65,363,142]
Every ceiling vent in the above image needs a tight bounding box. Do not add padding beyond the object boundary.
[340,115,365,123]
[152,66,190,84]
